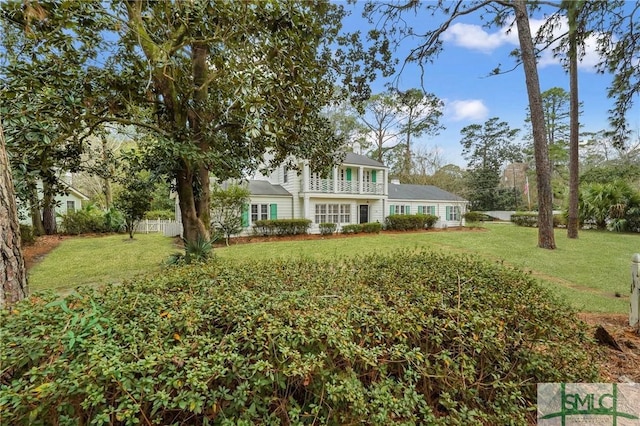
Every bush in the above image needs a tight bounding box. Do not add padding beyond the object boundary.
[553,213,567,228]
[0,251,598,425]
[319,222,337,235]
[385,214,438,231]
[511,212,538,227]
[252,219,311,237]
[341,224,362,234]
[362,222,382,234]
[59,206,108,234]
[143,209,175,220]
[19,224,36,246]
[463,211,489,224]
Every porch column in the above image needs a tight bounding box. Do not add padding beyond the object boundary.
[303,161,310,193]
[359,166,364,194]
[333,166,338,193]
[304,195,311,222]
[383,169,388,195]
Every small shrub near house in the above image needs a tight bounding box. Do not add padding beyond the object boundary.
[0,251,598,425]
[60,204,110,234]
[319,222,337,235]
[385,213,438,231]
[253,219,311,236]
[341,223,362,234]
[463,211,490,224]
[362,222,382,233]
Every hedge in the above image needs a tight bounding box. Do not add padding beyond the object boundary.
[0,251,598,425]
[319,222,337,235]
[252,219,311,236]
[511,212,566,228]
[385,214,438,231]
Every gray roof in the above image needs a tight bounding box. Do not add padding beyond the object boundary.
[388,183,467,202]
[248,180,292,197]
[342,152,386,168]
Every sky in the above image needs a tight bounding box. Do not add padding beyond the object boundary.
[340,1,640,168]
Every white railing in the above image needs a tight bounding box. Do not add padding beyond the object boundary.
[134,219,182,237]
[306,178,384,195]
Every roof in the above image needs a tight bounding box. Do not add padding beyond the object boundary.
[342,152,386,168]
[388,183,467,202]
[247,180,292,197]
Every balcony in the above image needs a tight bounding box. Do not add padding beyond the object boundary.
[306,178,385,195]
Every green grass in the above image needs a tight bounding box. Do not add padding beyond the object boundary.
[28,234,178,293]
[215,224,639,313]
[30,225,638,313]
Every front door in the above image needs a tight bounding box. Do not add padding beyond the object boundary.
[359,205,369,224]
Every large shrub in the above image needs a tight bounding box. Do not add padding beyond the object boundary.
[0,252,598,425]
[385,214,438,231]
[59,204,109,234]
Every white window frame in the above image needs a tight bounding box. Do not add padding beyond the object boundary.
[251,203,269,222]
[315,203,352,224]
[448,206,461,221]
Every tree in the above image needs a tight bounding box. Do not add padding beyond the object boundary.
[364,0,557,248]
[360,90,403,163]
[210,183,251,246]
[114,172,153,239]
[395,88,444,176]
[0,118,28,308]
[2,1,386,248]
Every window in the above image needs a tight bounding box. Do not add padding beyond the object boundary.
[315,203,351,224]
[67,200,75,213]
[363,170,371,183]
[390,205,410,215]
[418,205,436,215]
[446,206,461,221]
[251,204,269,222]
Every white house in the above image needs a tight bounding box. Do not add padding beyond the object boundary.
[222,152,468,234]
[18,182,89,225]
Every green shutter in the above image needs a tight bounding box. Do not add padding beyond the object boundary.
[242,204,249,227]
[445,206,451,220]
[371,170,377,183]
[405,205,410,215]
[417,206,423,214]
[346,168,352,181]
[270,203,278,220]
[389,205,394,215]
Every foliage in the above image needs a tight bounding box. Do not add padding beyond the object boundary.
[579,180,640,231]
[362,222,383,233]
[18,224,35,247]
[103,207,125,233]
[143,210,175,221]
[341,224,363,234]
[463,211,489,224]
[59,204,109,235]
[319,222,337,235]
[511,212,566,228]
[114,173,154,239]
[185,236,213,264]
[210,183,250,246]
[253,219,312,237]
[0,251,599,425]
[385,214,438,231]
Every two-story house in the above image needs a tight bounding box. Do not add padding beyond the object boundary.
[238,152,468,234]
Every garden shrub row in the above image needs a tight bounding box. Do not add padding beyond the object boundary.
[341,222,382,234]
[0,251,598,425]
[319,222,337,235]
[463,211,490,223]
[385,213,438,231]
[59,206,125,235]
[252,219,311,236]
[511,212,567,228]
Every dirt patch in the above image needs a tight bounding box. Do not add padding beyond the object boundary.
[21,230,639,383]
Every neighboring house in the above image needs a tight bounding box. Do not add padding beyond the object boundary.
[18,182,89,225]
[177,152,468,235]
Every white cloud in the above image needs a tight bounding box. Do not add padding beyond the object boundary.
[443,18,605,72]
[447,99,489,121]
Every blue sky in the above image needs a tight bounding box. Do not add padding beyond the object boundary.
[341,2,640,168]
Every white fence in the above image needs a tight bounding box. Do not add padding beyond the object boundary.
[134,219,182,237]
[632,254,639,331]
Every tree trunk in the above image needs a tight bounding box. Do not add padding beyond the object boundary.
[28,182,45,236]
[0,119,28,308]
[567,0,581,239]
[176,166,209,244]
[102,135,113,209]
[513,0,556,249]
[42,182,57,235]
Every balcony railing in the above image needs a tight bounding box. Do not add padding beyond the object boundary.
[306,178,384,195]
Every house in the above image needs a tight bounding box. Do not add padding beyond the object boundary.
[231,152,468,234]
[18,180,89,225]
